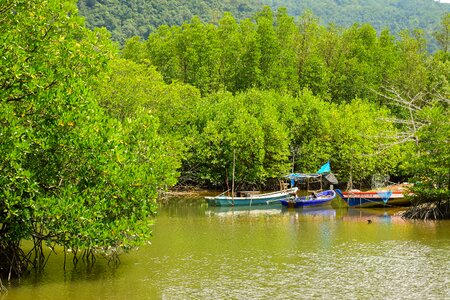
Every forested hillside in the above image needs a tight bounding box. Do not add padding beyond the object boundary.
[77,0,261,44]
[269,0,450,39]
[78,0,450,49]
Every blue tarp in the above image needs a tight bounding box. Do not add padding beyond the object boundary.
[317,161,331,174]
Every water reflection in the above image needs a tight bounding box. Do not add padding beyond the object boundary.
[204,203,407,223]
[205,205,282,217]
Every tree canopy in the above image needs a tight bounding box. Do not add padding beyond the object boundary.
[128,9,449,192]
[1,0,179,278]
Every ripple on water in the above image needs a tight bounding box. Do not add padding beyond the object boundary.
[155,240,449,300]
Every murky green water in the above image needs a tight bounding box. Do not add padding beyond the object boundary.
[3,197,450,299]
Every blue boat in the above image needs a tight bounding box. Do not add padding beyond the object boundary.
[280,190,336,208]
[335,185,411,208]
[205,187,298,207]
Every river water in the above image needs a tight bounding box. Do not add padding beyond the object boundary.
[3,196,450,299]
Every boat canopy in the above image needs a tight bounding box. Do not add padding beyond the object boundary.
[286,173,322,187]
[286,173,322,180]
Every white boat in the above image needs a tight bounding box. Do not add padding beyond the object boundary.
[205,187,298,207]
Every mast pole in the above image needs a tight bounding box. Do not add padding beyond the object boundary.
[232,149,235,206]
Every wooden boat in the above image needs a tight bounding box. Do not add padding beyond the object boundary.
[335,184,412,208]
[205,187,298,207]
[280,189,336,208]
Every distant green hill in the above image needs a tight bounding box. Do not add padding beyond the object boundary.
[78,0,450,49]
[269,1,449,42]
[77,0,262,44]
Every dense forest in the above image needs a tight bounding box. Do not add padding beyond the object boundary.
[121,7,449,192]
[1,0,449,280]
[77,0,450,50]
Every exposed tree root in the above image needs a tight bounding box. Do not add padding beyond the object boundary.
[0,277,7,295]
[0,241,29,280]
[402,201,450,220]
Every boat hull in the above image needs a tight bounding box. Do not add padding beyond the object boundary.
[335,189,410,208]
[205,188,298,207]
[280,190,336,208]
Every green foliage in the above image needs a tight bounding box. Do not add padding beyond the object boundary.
[267,0,450,52]
[277,89,335,171]
[393,30,429,98]
[143,8,439,106]
[433,13,450,53]
[409,103,450,189]
[178,17,222,95]
[187,90,291,189]
[237,90,292,180]
[146,25,182,83]
[140,9,449,190]
[1,0,112,248]
[1,0,180,277]
[330,100,403,185]
[234,18,261,92]
[176,87,404,189]
[255,7,279,90]
[95,59,163,120]
[296,11,329,98]
[94,56,198,163]
[121,36,148,63]
[217,13,244,93]
[193,92,266,187]
[407,185,450,205]
[34,110,172,252]
[274,8,298,91]
[276,91,402,184]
